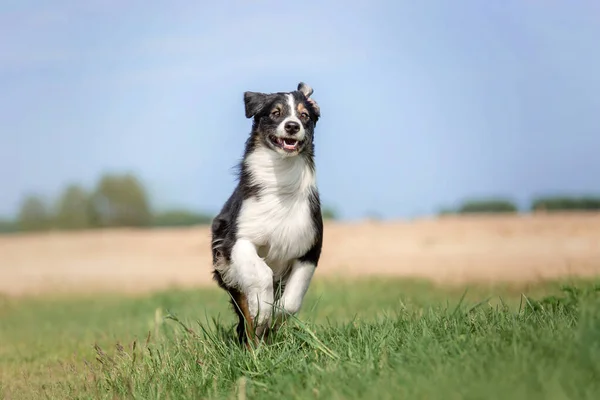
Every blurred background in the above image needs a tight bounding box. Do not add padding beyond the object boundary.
[1,0,600,295]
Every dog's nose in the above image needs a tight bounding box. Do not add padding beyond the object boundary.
[284,121,301,135]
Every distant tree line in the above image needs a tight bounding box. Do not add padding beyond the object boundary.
[531,197,600,212]
[0,172,339,234]
[1,173,212,234]
[440,195,600,215]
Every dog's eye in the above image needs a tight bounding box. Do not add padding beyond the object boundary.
[300,112,309,119]
[271,109,281,118]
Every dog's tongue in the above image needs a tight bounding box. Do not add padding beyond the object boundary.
[282,138,297,150]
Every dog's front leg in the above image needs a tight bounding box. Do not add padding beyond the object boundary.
[276,260,316,322]
[230,239,274,341]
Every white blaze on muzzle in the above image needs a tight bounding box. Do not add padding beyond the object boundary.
[275,94,306,142]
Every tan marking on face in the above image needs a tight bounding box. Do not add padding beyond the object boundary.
[297,102,308,115]
[297,102,311,121]
[270,104,283,119]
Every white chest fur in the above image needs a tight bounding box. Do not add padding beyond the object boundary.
[236,147,317,277]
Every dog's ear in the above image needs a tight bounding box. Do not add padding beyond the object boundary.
[307,98,320,124]
[297,82,320,122]
[297,82,314,98]
[244,91,269,118]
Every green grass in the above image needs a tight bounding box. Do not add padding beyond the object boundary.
[1,277,600,399]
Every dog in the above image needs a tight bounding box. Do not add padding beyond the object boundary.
[211,82,323,347]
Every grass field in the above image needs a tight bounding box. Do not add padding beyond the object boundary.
[2,277,600,399]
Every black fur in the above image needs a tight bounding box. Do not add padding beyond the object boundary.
[297,187,323,266]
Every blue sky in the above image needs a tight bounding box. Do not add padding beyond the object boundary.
[1,0,599,220]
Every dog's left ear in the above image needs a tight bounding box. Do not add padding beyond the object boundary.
[244,91,268,118]
[297,82,314,98]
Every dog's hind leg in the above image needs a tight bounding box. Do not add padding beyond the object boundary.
[228,239,274,342]
[230,288,258,348]
[213,257,260,348]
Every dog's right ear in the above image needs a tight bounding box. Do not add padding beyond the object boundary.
[244,91,268,118]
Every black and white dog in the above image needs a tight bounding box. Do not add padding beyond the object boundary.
[211,82,323,346]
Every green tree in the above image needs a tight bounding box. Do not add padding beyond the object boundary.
[322,206,337,220]
[89,173,152,227]
[437,207,455,216]
[17,195,52,232]
[152,209,213,227]
[55,184,92,230]
[0,218,17,234]
[531,196,600,211]
[457,198,518,214]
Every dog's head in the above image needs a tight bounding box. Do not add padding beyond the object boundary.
[243,82,321,157]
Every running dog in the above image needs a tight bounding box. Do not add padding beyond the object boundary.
[211,82,323,346]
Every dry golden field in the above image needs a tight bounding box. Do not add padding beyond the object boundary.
[1,213,600,297]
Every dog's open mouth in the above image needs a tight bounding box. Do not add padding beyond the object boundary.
[269,135,303,152]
